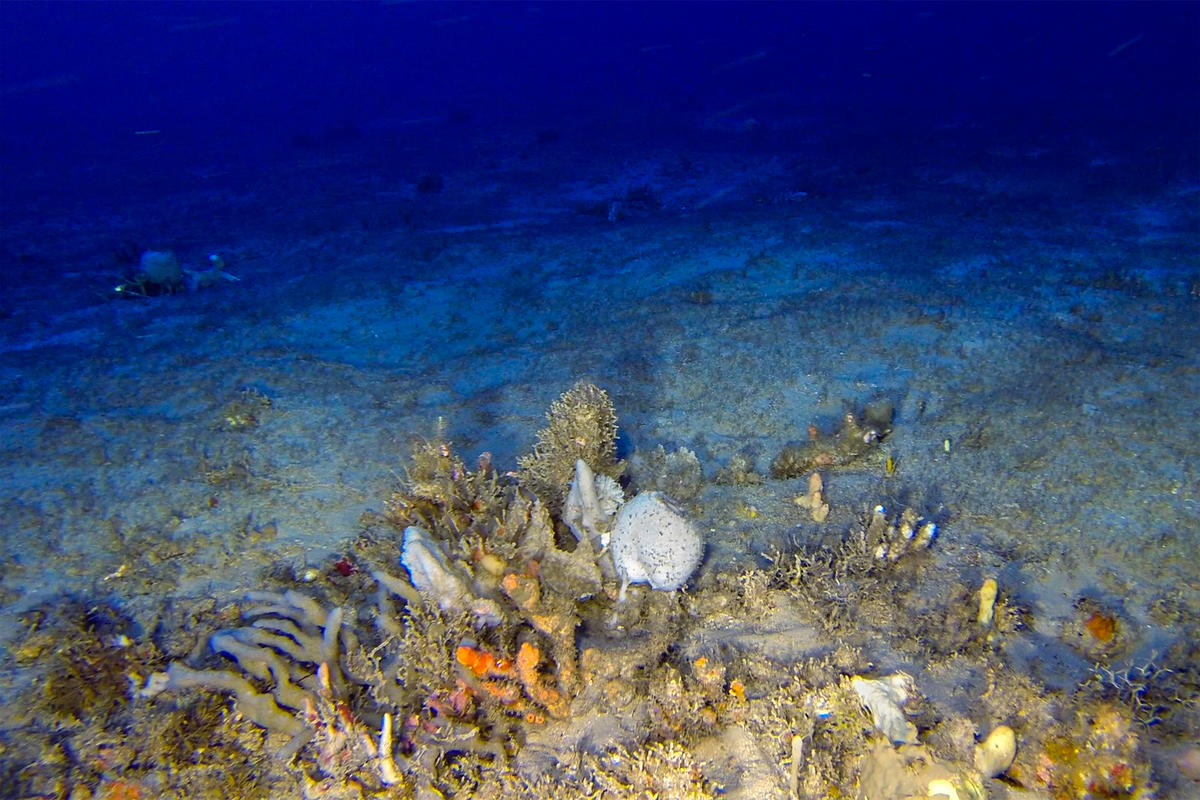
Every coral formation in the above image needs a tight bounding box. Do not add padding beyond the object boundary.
[770,401,893,479]
[792,470,831,522]
[7,600,274,799]
[518,381,623,510]
[768,503,937,631]
[1028,703,1154,799]
[1,384,1187,799]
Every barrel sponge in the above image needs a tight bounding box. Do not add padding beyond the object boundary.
[519,381,623,509]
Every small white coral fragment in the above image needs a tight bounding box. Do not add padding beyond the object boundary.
[850,672,919,745]
[974,724,1016,778]
[399,525,471,612]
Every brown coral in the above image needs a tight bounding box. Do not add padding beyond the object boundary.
[518,381,623,509]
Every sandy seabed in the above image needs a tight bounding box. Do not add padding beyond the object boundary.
[1,130,1197,798]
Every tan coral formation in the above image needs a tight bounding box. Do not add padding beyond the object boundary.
[792,471,831,522]
[518,381,623,509]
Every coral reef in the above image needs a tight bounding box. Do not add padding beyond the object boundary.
[22,600,162,729]
[1027,703,1155,799]
[133,414,711,795]
[1,385,1188,800]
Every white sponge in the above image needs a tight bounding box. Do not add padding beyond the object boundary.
[609,491,704,600]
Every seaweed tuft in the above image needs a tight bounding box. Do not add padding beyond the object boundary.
[27,600,160,727]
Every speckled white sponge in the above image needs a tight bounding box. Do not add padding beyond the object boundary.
[609,491,704,599]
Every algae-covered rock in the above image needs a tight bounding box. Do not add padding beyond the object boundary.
[629,444,704,501]
[770,403,893,479]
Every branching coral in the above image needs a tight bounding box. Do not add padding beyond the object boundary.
[145,590,405,793]
[518,381,623,510]
[768,504,935,631]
